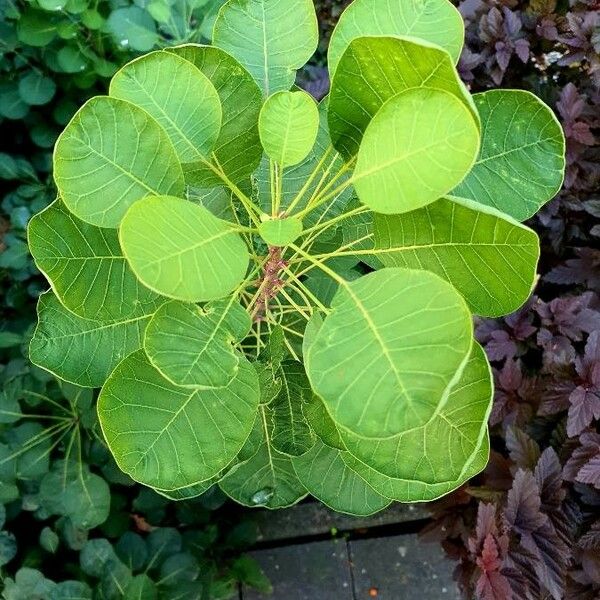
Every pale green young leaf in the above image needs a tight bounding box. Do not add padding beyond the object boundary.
[109,51,222,164]
[259,90,319,167]
[119,195,249,302]
[30,291,151,388]
[453,90,566,221]
[97,349,260,491]
[292,439,391,516]
[306,268,473,439]
[258,216,303,247]
[168,44,263,185]
[256,100,354,229]
[329,36,478,158]
[340,342,493,502]
[269,361,315,457]
[219,406,308,509]
[54,96,184,228]
[354,88,480,214]
[213,0,318,95]
[372,196,540,316]
[28,200,164,322]
[144,297,251,388]
[328,0,464,74]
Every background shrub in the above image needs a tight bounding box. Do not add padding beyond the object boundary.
[1,0,598,597]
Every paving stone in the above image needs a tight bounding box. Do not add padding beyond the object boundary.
[243,538,354,600]
[349,534,460,599]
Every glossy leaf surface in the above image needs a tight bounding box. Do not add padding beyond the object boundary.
[373,196,540,316]
[98,350,259,491]
[54,96,184,228]
[453,90,565,221]
[354,88,480,214]
[119,196,249,302]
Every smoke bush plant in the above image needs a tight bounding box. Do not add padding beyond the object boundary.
[26,0,566,515]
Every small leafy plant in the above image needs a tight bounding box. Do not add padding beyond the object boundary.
[27,0,566,516]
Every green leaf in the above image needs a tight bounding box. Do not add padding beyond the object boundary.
[125,575,157,600]
[256,101,354,227]
[154,477,217,501]
[3,569,56,600]
[98,350,260,491]
[0,531,17,566]
[50,581,92,600]
[269,361,315,457]
[453,90,566,221]
[80,539,119,578]
[258,216,303,246]
[106,7,158,52]
[39,464,111,529]
[39,527,59,553]
[168,44,263,185]
[29,291,151,388]
[17,11,58,46]
[110,51,222,164]
[306,268,473,439]
[18,71,56,106]
[144,297,251,388]
[372,196,540,316]
[328,36,478,158]
[54,96,184,228]
[328,0,464,73]
[304,392,345,451]
[253,326,286,405]
[219,407,308,509]
[28,200,164,321]
[339,342,492,502]
[119,195,249,302]
[259,90,319,167]
[115,533,148,572]
[292,439,391,516]
[213,0,318,95]
[353,88,480,214]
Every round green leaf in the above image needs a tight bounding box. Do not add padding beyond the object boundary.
[292,439,391,516]
[306,268,473,439]
[120,195,249,302]
[213,0,318,95]
[353,88,480,214]
[328,36,478,158]
[219,406,308,509]
[372,196,540,316]
[50,581,92,600]
[340,342,493,502]
[56,46,87,73]
[259,90,319,167]
[54,96,185,228]
[453,90,566,221]
[125,575,157,600]
[106,7,158,52]
[38,0,67,10]
[98,350,260,491]
[39,466,110,529]
[39,527,59,554]
[18,71,56,106]
[328,0,464,74]
[144,297,251,388]
[17,11,58,46]
[29,291,152,388]
[110,51,222,164]
[28,200,164,321]
[258,216,303,246]
[168,45,263,186]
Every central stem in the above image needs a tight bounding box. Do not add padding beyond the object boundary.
[251,246,288,322]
